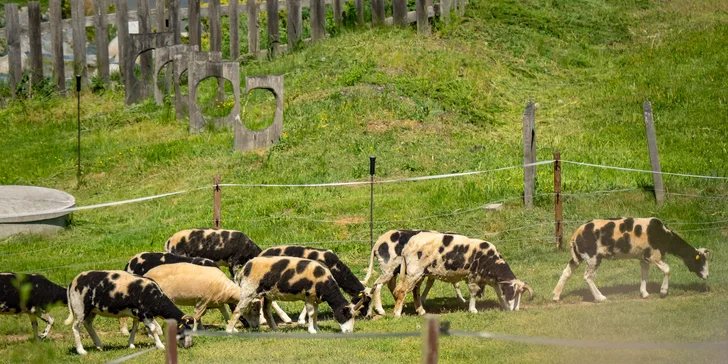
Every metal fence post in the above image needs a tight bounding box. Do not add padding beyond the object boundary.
[643,101,665,205]
[214,175,222,229]
[523,102,536,208]
[554,151,562,249]
[369,156,376,251]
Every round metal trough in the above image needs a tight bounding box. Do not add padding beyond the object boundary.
[0,185,76,239]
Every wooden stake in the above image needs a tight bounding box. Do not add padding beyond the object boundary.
[214,175,222,229]
[422,316,439,364]
[643,101,665,205]
[165,319,178,364]
[554,151,562,249]
[523,102,536,208]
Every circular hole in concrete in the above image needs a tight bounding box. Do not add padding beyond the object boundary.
[243,89,276,131]
[195,77,236,118]
[156,61,175,101]
[133,50,155,84]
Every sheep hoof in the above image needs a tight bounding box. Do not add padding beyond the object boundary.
[120,329,130,336]
[297,320,306,325]
[129,344,136,349]
[77,348,88,356]
[416,308,427,316]
[594,295,607,303]
[96,346,103,352]
[308,328,317,334]
[640,292,649,299]
[155,343,166,350]
[660,291,668,298]
[375,309,386,315]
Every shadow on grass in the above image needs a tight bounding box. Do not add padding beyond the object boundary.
[562,281,710,302]
[65,342,161,355]
[375,297,503,316]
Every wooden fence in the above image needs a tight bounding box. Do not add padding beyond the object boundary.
[1,0,466,96]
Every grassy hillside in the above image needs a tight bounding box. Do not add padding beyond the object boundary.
[1,0,727,363]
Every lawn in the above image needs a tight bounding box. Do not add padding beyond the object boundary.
[1,0,727,363]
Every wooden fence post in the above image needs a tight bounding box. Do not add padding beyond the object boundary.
[333,0,343,27]
[422,316,439,364]
[138,0,152,83]
[416,0,429,34]
[214,175,222,229]
[169,0,180,44]
[523,102,536,208]
[189,0,201,47]
[156,0,167,32]
[210,0,222,53]
[372,0,384,25]
[50,0,66,93]
[266,0,280,57]
[94,0,110,85]
[247,0,259,54]
[72,0,88,86]
[230,0,240,59]
[311,0,326,41]
[393,0,408,27]
[554,151,563,249]
[165,319,178,364]
[115,0,129,80]
[5,4,21,97]
[28,2,44,86]
[356,0,364,25]
[287,0,302,49]
[643,101,665,206]
[440,0,450,24]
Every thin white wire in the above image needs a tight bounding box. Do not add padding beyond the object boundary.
[219,161,555,188]
[562,160,728,180]
[665,219,728,226]
[674,226,727,233]
[104,348,156,364]
[666,192,728,199]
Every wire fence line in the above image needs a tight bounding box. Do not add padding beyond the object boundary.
[104,348,157,364]
[561,160,728,180]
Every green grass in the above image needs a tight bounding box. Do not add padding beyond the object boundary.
[1,0,728,362]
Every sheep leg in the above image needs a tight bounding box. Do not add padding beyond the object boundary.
[413,279,426,316]
[553,258,580,302]
[371,272,396,316]
[143,318,165,349]
[119,317,130,335]
[83,314,103,351]
[38,311,54,339]
[492,282,508,310]
[298,304,307,325]
[467,282,481,313]
[640,261,650,298]
[263,298,278,331]
[420,277,435,302]
[127,319,139,348]
[271,301,292,324]
[29,314,39,340]
[454,282,466,303]
[393,273,421,318]
[227,301,245,333]
[654,260,670,297]
[193,303,208,331]
[305,300,317,334]
[218,306,238,332]
[72,315,88,355]
[584,257,607,303]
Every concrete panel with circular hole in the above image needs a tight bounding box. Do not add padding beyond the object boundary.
[234,75,284,152]
[0,186,76,240]
[153,44,199,105]
[188,58,241,132]
[124,32,175,105]
[173,51,222,121]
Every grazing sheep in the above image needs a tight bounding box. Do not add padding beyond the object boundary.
[143,263,244,331]
[553,217,711,302]
[0,273,67,339]
[259,245,372,324]
[65,270,194,355]
[362,230,466,316]
[120,252,227,334]
[391,232,533,317]
[228,257,370,334]
[164,229,292,324]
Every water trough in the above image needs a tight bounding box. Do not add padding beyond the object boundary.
[0,185,75,240]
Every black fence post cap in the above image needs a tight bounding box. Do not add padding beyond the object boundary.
[75,75,81,92]
[369,156,376,176]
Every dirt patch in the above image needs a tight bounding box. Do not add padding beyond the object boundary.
[367,119,422,133]
[335,217,365,225]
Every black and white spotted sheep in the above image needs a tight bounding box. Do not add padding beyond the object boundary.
[0,273,67,339]
[552,217,711,303]
[164,229,293,324]
[260,245,372,324]
[228,257,370,334]
[65,270,194,355]
[164,229,262,278]
[362,230,467,316]
[392,232,533,317]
